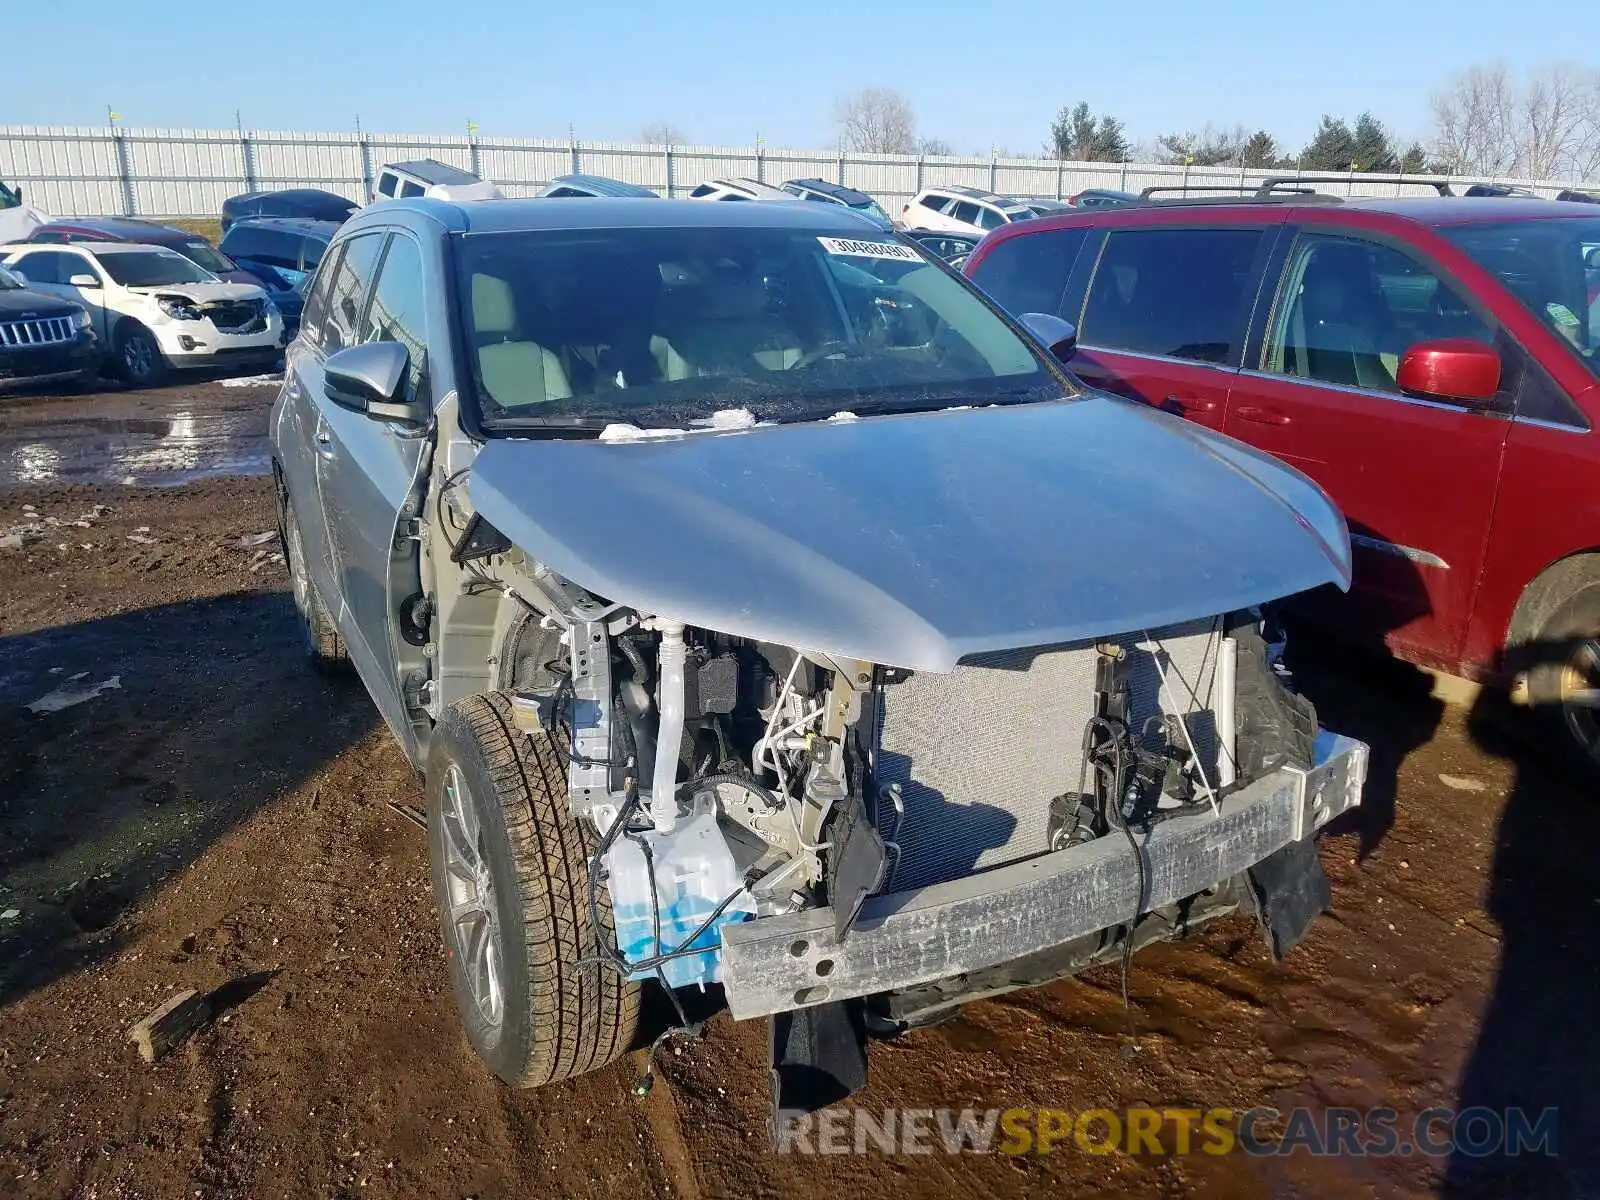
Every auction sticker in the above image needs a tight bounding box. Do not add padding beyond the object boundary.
[817,237,921,261]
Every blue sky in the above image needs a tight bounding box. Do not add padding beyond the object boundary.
[3,0,1573,153]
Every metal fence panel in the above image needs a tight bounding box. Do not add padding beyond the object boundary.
[1,123,1594,220]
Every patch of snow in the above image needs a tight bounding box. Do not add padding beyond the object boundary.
[221,373,283,388]
[27,672,122,715]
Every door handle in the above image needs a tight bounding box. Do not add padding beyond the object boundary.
[313,427,336,458]
[1163,394,1218,416]
[1233,405,1292,427]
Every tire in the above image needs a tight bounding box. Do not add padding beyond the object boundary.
[278,487,348,670]
[425,692,640,1087]
[1521,560,1600,776]
[113,322,167,387]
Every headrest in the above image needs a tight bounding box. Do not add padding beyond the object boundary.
[472,274,516,335]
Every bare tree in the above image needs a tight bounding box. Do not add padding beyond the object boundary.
[639,122,689,146]
[915,136,955,157]
[1520,64,1595,179]
[1430,64,1518,175]
[834,88,917,154]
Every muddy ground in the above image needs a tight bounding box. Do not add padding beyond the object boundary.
[1,381,1597,1199]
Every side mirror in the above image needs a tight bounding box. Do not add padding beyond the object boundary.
[67,273,100,288]
[1020,312,1077,361]
[1396,338,1501,406]
[324,342,426,425]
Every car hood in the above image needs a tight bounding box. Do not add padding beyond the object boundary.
[469,397,1352,672]
[0,287,79,319]
[126,281,264,303]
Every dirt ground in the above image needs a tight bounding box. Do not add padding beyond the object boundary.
[1,383,1597,1199]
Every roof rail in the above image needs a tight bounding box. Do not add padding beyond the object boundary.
[1257,175,1454,196]
[1138,183,1300,199]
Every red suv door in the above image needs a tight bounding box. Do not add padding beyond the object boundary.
[1223,225,1512,668]
[1065,222,1281,432]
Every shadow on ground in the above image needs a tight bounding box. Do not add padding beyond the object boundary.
[0,591,374,1005]
[1438,662,1600,1198]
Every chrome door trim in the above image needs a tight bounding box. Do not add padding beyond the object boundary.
[1349,533,1450,570]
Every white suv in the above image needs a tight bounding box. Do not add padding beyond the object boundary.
[1,241,283,385]
[900,186,1044,236]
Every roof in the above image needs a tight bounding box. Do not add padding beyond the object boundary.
[707,178,794,200]
[36,216,185,241]
[546,174,658,198]
[920,184,1008,204]
[1339,196,1599,224]
[356,196,906,236]
[785,178,876,206]
[984,194,1600,246]
[12,240,183,255]
[384,158,482,186]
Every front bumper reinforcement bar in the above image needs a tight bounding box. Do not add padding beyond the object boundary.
[722,733,1367,1020]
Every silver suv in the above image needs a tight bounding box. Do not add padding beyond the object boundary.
[271,196,1367,1115]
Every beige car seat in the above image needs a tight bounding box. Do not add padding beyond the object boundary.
[471,273,573,408]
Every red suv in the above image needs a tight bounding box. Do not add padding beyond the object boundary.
[966,188,1600,768]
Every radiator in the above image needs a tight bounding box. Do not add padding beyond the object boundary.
[873,619,1228,891]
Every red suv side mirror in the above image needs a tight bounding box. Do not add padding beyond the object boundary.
[1396,338,1502,406]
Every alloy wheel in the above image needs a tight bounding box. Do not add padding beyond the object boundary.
[439,765,505,1030]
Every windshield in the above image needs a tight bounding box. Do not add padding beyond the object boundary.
[1441,218,1600,381]
[455,226,1063,431]
[177,239,236,274]
[849,197,889,221]
[99,250,217,287]
[0,181,18,211]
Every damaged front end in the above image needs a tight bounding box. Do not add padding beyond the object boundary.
[462,398,1369,1124]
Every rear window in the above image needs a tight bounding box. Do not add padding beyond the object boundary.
[969,227,1091,319]
[1079,227,1266,365]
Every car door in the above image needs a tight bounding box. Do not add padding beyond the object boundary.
[1067,222,1279,432]
[313,229,431,740]
[1224,226,1512,664]
[275,230,386,648]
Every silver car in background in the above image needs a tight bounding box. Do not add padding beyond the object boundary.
[270,197,1366,1122]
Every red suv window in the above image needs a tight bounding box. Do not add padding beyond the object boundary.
[1079,227,1266,365]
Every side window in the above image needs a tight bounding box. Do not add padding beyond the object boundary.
[301,237,328,272]
[1263,233,1494,394]
[30,230,67,243]
[975,205,1006,231]
[919,193,949,212]
[947,201,982,227]
[1081,226,1266,365]
[318,233,387,353]
[9,252,58,283]
[359,236,429,402]
[60,253,100,284]
[544,186,582,198]
[249,229,300,271]
[399,180,426,199]
[690,184,717,198]
[300,242,343,337]
[376,173,397,198]
[969,227,1090,318]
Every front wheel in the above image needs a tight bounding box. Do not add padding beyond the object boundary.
[113,323,167,387]
[1526,581,1600,776]
[425,692,640,1087]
